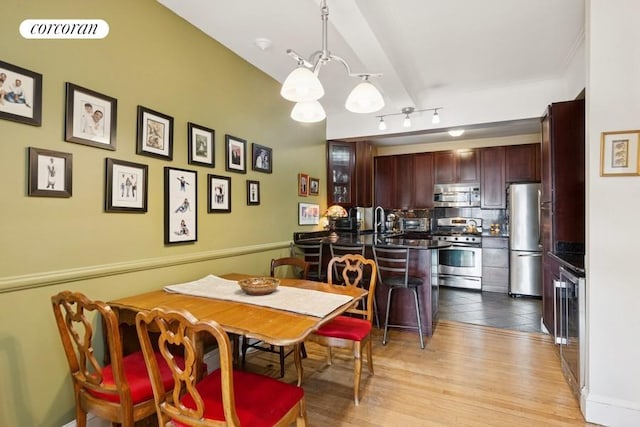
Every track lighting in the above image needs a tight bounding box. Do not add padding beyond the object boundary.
[281,0,384,123]
[375,107,442,130]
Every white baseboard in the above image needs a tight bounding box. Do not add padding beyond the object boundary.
[585,392,640,426]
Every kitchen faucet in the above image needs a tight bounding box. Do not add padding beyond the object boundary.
[374,206,385,234]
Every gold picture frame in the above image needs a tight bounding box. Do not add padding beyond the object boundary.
[600,130,640,176]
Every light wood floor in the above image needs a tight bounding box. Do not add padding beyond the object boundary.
[243,320,595,427]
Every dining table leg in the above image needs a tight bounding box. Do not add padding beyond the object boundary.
[294,342,304,386]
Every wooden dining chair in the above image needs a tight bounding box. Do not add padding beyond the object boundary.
[291,241,325,282]
[51,291,182,427]
[136,306,307,426]
[242,257,309,377]
[307,254,377,405]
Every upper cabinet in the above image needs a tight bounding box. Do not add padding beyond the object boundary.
[480,146,506,209]
[506,144,541,183]
[374,152,434,209]
[434,150,479,184]
[327,140,373,208]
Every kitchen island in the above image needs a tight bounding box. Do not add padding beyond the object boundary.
[293,231,450,337]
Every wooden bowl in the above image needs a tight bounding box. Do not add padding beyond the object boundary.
[237,277,279,296]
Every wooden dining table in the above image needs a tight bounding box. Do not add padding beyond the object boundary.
[108,273,367,383]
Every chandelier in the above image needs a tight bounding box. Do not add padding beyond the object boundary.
[280,0,385,123]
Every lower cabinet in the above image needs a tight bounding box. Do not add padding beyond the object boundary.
[482,237,509,293]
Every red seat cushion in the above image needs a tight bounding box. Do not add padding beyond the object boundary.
[314,315,371,341]
[173,369,304,427]
[87,351,182,403]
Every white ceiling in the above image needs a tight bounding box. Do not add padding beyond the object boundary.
[157,0,585,146]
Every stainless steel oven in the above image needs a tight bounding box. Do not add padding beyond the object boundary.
[433,217,483,290]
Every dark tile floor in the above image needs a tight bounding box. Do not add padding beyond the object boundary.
[438,286,544,333]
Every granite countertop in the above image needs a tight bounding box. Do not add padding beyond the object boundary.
[481,231,509,238]
[549,251,585,275]
[295,232,450,250]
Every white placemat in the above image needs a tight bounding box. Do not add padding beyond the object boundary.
[164,274,353,318]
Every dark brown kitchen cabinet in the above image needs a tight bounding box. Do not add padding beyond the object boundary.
[434,149,479,184]
[413,152,434,208]
[374,155,396,209]
[540,99,585,333]
[506,143,541,182]
[482,236,509,293]
[395,155,414,209]
[480,147,506,209]
[327,140,373,208]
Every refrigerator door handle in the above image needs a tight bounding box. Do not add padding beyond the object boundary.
[537,189,542,247]
[517,252,542,257]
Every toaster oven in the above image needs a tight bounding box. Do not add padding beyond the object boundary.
[399,217,429,232]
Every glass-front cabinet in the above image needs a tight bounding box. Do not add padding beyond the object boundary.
[327,141,355,206]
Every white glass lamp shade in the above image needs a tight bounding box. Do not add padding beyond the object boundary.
[432,110,441,124]
[448,129,465,137]
[378,117,387,130]
[403,115,411,128]
[290,101,326,123]
[345,81,385,113]
[280,67,324,102]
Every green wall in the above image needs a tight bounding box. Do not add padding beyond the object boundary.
[0,1,326,425]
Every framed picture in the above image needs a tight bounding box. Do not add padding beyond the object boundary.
[246,180,260,205]
[105,158,148,212]
[188,122,215,167]
[309,177,320,196]
[298,173,309,196]
[137,106,174,160]
[164,167,197,244]
[208,174,231,213]
[0,60,42,126]
[28,147,72,197]
[252,143,272,173]
[298,202,320,225]
[64,82,116,150]
[225,134,246,173]
[600,130,640,176]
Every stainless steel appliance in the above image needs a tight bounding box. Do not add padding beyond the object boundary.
[508,183,543,296]
[433,217,483,290]
[555,266,586,401]
[433,183,481,208]
[399,217,429,232]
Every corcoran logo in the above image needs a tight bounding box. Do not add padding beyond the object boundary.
[20,19,109,39]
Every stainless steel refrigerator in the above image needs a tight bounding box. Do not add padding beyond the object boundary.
[508,183,542,296]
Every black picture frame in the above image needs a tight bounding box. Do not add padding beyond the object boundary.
[252,143,272,173]
[164,167,197,244]
[64,82,117,150]
[208,174,231,213]
[309,177,320,196]
[246,180,260,205]
[0,60,42,126]
[137,105,174,160]
[105,158,148,212]
[188,122,215,167]
[28,147,72,197]
[225,134,246,174]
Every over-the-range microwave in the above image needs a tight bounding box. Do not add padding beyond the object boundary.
[433,183,481,208]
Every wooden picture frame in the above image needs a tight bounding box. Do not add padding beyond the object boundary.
[309,177,320,196]
[298,202,320,225]
[298,173,309,196]
[137,106,174,160]
[28,147,72,197]
[600,130,640,176]
[188,122,215,167]
[252,143,272,173]
[64,82,116,150]
[246,180,260,205]
[0,60,42,126]
[105,158,148,212]
[165,167,197,244]
[225,134,247,173]
[208,174,231,213]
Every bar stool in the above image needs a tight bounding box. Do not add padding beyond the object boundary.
[372,246,425,349]
[330,243,380,328]
[291,241,325,282]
